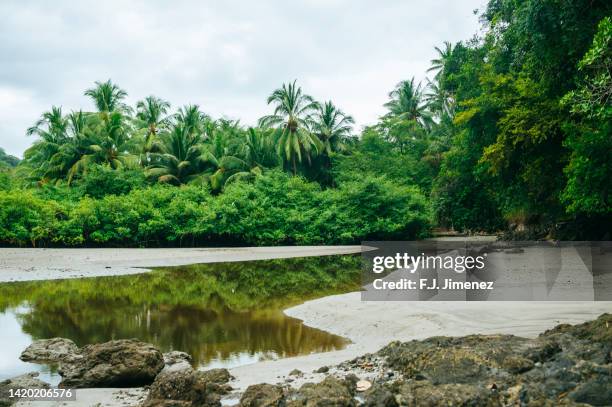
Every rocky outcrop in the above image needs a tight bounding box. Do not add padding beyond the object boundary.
[232,313,611,407]
[19,338,80,364]
[143,368,232,407]
[58,339,164,388]
[368,313,612,406]
[0,373,49,406]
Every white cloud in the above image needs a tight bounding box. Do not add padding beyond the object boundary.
[0,0,484,157]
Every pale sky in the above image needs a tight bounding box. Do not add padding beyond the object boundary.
[0,0,484,157]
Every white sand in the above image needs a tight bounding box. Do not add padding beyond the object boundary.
[0,246,362,282]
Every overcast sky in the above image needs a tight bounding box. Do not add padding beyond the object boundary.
[0,0,484,157]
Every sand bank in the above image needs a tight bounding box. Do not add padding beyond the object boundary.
[0,246,361,282]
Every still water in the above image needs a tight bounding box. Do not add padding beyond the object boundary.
[0,255,360,384]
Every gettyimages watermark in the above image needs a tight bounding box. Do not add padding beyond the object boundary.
[361,241,612,301]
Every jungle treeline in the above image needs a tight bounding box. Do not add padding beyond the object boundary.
[0,0,610,246]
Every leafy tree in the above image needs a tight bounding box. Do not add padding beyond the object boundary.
[310,101,354,155]
[383,78,432,128]
[176,104,209,139]
[84,80,129,113]
[560,17,611,217]
[146,122,206,185]
[135,96,171,163]
[427,41,453,80]
[259,81,322,175]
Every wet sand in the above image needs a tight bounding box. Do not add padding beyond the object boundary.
[0,246,362,282]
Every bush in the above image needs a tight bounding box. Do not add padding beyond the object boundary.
[76,165,147,199]
[0,190,61,246]
[0,172,431,247]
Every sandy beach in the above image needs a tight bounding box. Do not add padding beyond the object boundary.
[5,246,610,406]
[0,246,362,282]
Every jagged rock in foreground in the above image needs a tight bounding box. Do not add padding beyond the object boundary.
[19,338,80,364]
[370,313,612,406]
[58,339,164,388]
[0,372,49,407]
[143,368,232,407]
[141,314,611,406]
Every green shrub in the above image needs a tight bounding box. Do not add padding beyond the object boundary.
[0,172,431,247]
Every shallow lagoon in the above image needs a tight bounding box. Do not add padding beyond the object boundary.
[0,255,360,384]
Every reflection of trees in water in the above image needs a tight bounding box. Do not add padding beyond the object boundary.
[15,302,347,367]
[2,255,358,367]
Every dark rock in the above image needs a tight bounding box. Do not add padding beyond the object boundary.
[289,376,355,406]
[542,313,612,344]
[20,338,80,364]
[364,385,397,407]
[0,373,49,406]
[314,366,329,374]
[143,369,228,407]
[380,334,531,384]
[502,355,534,374]
[377,313,612,405]
[200,368,232,386]
[240,383,284,407]
[289,369,303,377]
[234,314,611,406]
[393,380,499,407]
[569,375,612,406]
[58,339,164,388]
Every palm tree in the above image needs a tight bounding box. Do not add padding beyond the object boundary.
[424,79,455,118]
[135,96,171,163]
[23,106,69,180]
[384,78,432,128]
[198,121,262,193]
[241,127,277,169]
[146,123,206,185]
[84,80,129,113]
[176,104,209,139]
[258,80,321,175]
[310,101,354,156]
[427,41,453,80]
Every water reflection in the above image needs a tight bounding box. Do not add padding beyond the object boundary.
[0,255,360,382]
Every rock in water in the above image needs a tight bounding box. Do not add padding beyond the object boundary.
[239,384,284,407]
[58,339,164,388]
[20,338,80,364]
[143,368,232,407]
[0,373,49,406]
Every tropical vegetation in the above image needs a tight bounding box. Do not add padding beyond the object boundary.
[0,0,610,246]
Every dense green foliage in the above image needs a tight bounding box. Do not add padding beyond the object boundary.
[0,171,429,246]
[1,0,610,245]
